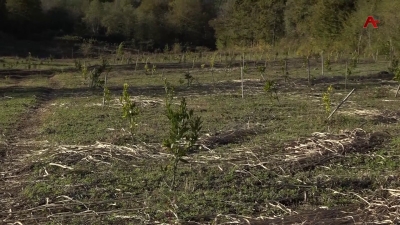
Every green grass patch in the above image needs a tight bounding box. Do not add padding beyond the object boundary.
[0,92,38,134]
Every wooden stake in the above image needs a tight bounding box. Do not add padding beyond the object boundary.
[284,59,288,82]
[102,73,107,107]
[357,34,362,56]
[390,38,393,68]
[307,57,311,86]
[345,61,348,90]
[395,84,400,97]
[327,88,356,120]
[135,55,138,72]
[321,51,324,76]
[241,66,244,98]
[242,52,245,67]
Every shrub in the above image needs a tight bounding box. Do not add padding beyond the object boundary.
[120,83,140,139]
[322,85,334,114]
[163,79,202,190]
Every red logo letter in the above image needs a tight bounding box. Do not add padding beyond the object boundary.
[363,16,379,28]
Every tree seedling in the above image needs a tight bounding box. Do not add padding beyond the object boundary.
[324,56,332,71]
[88,58,110,88]
[258,66,266,81]
[27,52,32,70]
[163,79,202,190]
[116,42,124,63]
[120,83,140,140]
[103,86,111,105]
[322,85,334,115]
[264,80,279,103]
[184,72,194,87]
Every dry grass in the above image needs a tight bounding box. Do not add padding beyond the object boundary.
[2,54,400,224]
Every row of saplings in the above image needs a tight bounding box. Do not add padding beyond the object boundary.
[76,58,202,190]
[77,55,400,190]
[120,80,202,190]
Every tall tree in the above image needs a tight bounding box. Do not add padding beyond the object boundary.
[0,0,7,31]
[83,0,104,35]
[376,0,400,52]
[6,0,43,36]
[134,0,170,47]
[308,0,357,50]
[166,0,205,47]
[284,0,317,39]
[338,0,379,52]
[211,0,286,49]
[101,0,136,39]
[253,0,286,46]
[209,0,236,49]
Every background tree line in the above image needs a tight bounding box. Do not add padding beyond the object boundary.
[0,0,399,54]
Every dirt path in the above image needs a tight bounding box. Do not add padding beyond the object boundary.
[0,78,58,221]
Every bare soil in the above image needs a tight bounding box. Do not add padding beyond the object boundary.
[0,65,398,224]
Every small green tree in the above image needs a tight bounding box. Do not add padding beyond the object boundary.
[163,79,202,190]
[350,52,359,69]
[103,86,112,106]
[258,66,266,81]
[120,83,140,139]
[210,52,217,86]
[324,56,332,71]
[264,80,279,102]
[322,85,333,115]
[81,62,89,80]
[27,52,32,70]
[88,58,109,88]
[183,72,194,87]
[116,42,124,63]
[74,59,82,71]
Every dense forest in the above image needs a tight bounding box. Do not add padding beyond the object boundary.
[0,0,399,54]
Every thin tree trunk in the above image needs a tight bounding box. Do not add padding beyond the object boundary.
[321,51,324,76]
[135,55,138,72]
[102,73,107,107]
[241,67,244,98]
[307,57,311,86]
[284,59,288,82]
[345,61,348,90]
[241,52,245,98]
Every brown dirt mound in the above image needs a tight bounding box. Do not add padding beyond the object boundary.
[199,127,259,149]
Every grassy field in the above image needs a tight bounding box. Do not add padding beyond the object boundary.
[1,52,400,224]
